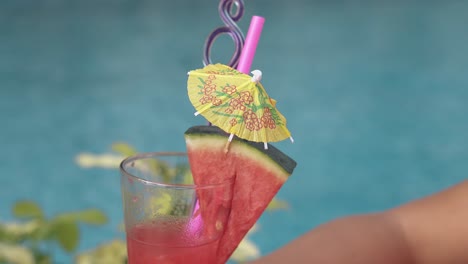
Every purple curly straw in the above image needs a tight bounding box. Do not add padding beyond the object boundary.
[203,0,245,68]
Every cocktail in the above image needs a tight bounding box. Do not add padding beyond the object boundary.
[120,7,298,264]
[120,152,234,263]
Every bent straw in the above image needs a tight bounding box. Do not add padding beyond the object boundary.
[236,16,265,74]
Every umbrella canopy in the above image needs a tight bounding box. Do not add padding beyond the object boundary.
[187,63,293,146]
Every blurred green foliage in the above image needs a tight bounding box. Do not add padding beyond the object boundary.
[0,201,108,264]
[1,142,289,263]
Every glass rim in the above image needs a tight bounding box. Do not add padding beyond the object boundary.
[120,151,234,189]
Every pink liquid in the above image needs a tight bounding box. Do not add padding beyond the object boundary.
[127,223,219,264]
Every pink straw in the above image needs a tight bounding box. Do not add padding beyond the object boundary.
[237,16,265,74]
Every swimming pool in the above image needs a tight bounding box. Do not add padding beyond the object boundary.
[1,0,468,262]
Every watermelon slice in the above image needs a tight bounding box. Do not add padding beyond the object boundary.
[184,125,297,263]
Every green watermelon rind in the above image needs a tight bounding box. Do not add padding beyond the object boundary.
[184,126,297,176]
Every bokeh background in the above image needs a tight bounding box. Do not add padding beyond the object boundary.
[1,0,468,262]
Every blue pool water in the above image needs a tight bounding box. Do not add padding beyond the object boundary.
[1,0,468,262]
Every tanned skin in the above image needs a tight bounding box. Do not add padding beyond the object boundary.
[250,180,468,264]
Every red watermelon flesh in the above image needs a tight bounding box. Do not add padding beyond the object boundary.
[185,126,297,264]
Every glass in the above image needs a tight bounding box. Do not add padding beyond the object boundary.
[120,152,234,263]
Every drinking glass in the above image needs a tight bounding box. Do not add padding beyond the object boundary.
[120,152,234,263]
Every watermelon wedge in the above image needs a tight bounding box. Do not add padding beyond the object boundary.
[184,125,297,263]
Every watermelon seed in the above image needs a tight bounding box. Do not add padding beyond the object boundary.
[216,220,223,231]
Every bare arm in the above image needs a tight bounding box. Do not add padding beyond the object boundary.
[389,180,468,264]
[250,213,414,264]
[251,180,468,264]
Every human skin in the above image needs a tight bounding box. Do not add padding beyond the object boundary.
[250,180,468,264]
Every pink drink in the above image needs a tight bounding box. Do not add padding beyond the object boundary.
[120,153,234,264]
[127,222,219,264]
